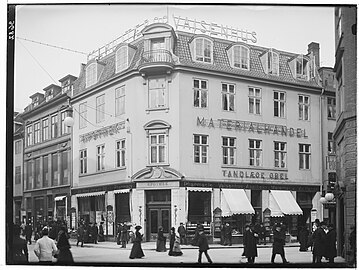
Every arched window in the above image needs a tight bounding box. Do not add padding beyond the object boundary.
[116,45,129,73]
[194,37,213,63]
[86,62,97,88]
[231,45,250,70]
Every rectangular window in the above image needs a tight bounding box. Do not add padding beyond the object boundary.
[233,46,249,69]
[61,111,70,135]
[15,140,22,154]
[34,158,41,189]
[52,153,58,186]
[116,140,126,168]
[96,94,105,123]
[79,149,87,174]
[273,91,286,118]
[274,141,287,168]
[148,78,166,109]
[79,102,87,129]
[86,63,97,87]
[26,125,33,146]
[34,122,40,144]
[249,87,261,114]
[43,155,49,187]
[222,137,236,165]
[328,132,335,154]
[195,38,212,63]
[51,114,58,139]
[15,166,21,184]
[26,160,33,190]
[222,83,235,111]
[327,97,336,119]
[298,95,310,120]
[96,145,105,171]
[299,144,311,170]
[149,134,166,164]
[115,86,125,116]
[296,56,308,79]
[194,134,208,164]
[42,118,49,141]
[193,79,208,108]
[61,151,68,185]
[249,139,262,166]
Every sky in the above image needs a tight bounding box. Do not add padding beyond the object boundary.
[12,4,336,112]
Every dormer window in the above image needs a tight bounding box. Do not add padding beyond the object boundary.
[194,37,213,63]
[228,45,250,70]
[86,62,97,88]
[33,97,39,106]
[46,90,53,101]
[268,50,279,75]
[116,45,129,73]
[296,55,309,80]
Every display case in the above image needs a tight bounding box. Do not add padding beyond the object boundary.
[185,223,213,244]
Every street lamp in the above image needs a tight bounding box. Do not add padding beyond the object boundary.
[319,197,327,204]
[325,192,335,202]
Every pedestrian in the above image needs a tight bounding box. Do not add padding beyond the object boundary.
[271,223,288,264]
[197,226,213,264]
[116,223,122,245]
[92,223,98,244]
[177,222,187,245]
[120,222,128,248]
[156,226,167,252]
[12,224,28,263]
[76,223,84,247]
[56,226,74,265]
[129,225,145,259]
[191,224,201,246]
[169,227,183,256]
[243,225,258,264]
[349,224,356,267]
[298,225,309,251]
[224,223,232,246]
[33,227,58,264]
[98,222,105,242]
[220,223,225,245]
[325,223,337,264]
[25,222,32,245]
[312,221,327,263]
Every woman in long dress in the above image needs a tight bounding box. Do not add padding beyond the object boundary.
[56,226,74,264]
[156,226,166,252]
[168,227,183,256]
[129,226,145,259]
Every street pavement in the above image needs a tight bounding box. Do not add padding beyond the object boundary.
[25,239,348,267]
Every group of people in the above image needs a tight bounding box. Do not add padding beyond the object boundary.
[76,221,105,247]
[155,226,183,256]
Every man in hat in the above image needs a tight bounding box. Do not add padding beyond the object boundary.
[197,226,213,264]
[34,227,58,264]
[271,223,288,264]
[312,221,327,263]
[177,222,187,245]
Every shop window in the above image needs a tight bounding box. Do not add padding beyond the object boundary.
[249,139,262,166]
[274,141,287,168]
[148,77,167,109]
[222,83,235,111]
[273,91,286,118]
[96,94,105,123]
[188,191,211,223]
[222,215,247,235]
[79,102,87,129]
[222,137,236,165]
[115,86,125,116]
[299,144,311,170]
[194,134,208,164]
[298,95,310,121]
[193,79,208,108]
[86,62,97,88]
[327,97,336,119]
[80,149,87,174]
[194,37,213,63]
[249,87,261,115]
[42,118,49,141]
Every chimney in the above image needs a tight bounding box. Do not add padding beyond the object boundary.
[307,42,320,67]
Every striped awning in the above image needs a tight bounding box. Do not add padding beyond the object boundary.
[269,190,303,217]
[76,191,106,198]
[54,196,66,201]
[114,189,130,194]
[187,187,212,192]
[221,189,255,217]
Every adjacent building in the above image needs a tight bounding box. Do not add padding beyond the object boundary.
[70,22,325,242]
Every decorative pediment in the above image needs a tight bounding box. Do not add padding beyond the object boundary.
[132,166,183,181]
[141,23,175,36]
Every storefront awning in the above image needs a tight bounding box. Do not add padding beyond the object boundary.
[114,189,130,194]
[269,190,303,217]
[187,187,212,192]
[221,189,255,217]
[76,191,106,198]
[54,196,66,201]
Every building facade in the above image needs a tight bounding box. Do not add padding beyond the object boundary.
[21,75,77,229]
[333,6,357,259]
[71,23,325,242]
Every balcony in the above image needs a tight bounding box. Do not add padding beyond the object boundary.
[138,49,174,76]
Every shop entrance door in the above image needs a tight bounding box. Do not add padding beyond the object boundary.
[146,205,171,241]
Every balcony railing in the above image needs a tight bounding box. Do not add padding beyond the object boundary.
[139,49,174,75]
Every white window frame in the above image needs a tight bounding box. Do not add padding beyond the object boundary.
[51,114,58,139]
[86,62,97,88]
[299,143,311,170]
[79,102,87,129]
[116,139,126,168]
[273,91,286,118]
[33,122,40,144]
[222,137,236,165]
[274,141,287,168]
[193,134,208,164]
[222,83,235,112]
[79,149,87,174]
[298,95,310,121]
[96,94,105,123]
[148,77,167,109]
[327,97,336,119]
[296,55,309,80]
[148,132,167,165]
[116,45,129,73]
[249,87,261,115]
[42,118,49,141]
[115,86,125,116]
[193,79,208,108]
[249,139,262,167]
[232,45,250,70]
[96,145,105,171]
[268,50,279,75]
[26,125,33,146]
[194,37,213,63]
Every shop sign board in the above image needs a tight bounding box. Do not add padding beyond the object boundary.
[222,168,288,180]
[136,181,179,189]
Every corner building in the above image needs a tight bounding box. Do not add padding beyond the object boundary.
[71,23,323,242]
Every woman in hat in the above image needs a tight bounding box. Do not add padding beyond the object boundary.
[168,227,183,256]
[56,226,74,264]
[129,225,145,259]
[156,226,166,252]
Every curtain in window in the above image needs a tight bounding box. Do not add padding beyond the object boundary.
[95,195,105,211]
